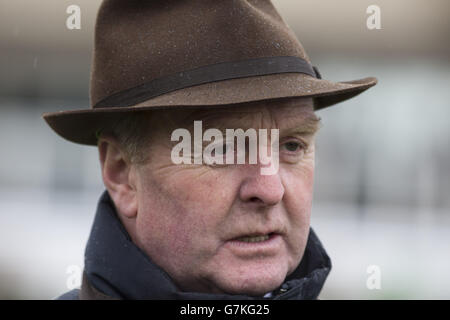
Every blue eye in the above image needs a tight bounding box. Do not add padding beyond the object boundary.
[284,141,301,152]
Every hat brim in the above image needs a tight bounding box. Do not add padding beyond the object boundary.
[43,73,377,146]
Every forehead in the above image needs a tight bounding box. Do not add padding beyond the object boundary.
[170,98,317,130]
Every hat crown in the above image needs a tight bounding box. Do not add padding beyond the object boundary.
[90,0,309,107]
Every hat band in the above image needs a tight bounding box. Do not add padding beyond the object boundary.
[94,56,321,108]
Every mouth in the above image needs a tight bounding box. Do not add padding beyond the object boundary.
[226,231,282,247]
[224,231,282,256]
[234,233,275,243]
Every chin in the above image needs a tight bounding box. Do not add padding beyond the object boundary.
[214,261,289,296]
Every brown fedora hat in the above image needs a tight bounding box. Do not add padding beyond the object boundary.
[43,0,377,146]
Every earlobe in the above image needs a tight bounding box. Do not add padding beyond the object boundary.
[98,137,138,219]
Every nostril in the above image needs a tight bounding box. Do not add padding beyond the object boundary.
[249,197,262,203]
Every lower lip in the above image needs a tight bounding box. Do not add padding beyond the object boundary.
[224,233,282,255]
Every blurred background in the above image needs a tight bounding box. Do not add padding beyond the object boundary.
[0,0,449,299]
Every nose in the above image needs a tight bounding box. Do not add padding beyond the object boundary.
[238,168,285,206]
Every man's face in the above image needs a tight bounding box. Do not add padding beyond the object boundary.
[128,98,319,296]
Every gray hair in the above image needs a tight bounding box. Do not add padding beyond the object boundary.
[97,111,153,165]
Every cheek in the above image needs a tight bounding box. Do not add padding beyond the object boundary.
[281,156,315,263]
[283,152,315,207]
[284,170,313,231]
[134,167,238,266]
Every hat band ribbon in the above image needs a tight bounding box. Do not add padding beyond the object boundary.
[94,56,321,108]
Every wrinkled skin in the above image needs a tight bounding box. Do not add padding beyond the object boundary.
[98,98,320,296]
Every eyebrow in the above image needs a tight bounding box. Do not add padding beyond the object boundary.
[279,114,322,136]
[177,109,322,135]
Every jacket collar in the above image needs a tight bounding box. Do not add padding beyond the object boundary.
[84,190,331,300]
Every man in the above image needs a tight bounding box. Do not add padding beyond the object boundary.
[43,0,376,300]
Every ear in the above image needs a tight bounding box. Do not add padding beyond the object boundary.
[98,135,138,219]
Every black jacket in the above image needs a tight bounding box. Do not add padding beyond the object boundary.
[57,191,331,300]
